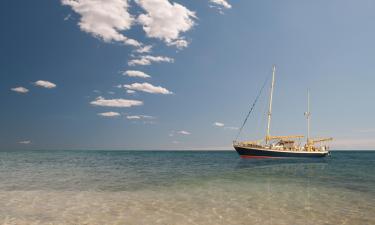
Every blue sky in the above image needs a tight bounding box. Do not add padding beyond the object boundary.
[1,0,374,150]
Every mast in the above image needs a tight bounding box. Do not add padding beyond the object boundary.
[305,89,311,143]
[266,65,276,144]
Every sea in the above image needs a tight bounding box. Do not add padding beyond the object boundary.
[0,150,373,225]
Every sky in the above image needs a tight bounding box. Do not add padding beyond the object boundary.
[1,0,374,150]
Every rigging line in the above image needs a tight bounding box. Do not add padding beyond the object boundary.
[234,74,270,141]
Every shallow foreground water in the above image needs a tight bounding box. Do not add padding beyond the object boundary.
[0,150,373,225]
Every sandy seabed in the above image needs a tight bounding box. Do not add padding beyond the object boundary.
[0,180,373,225]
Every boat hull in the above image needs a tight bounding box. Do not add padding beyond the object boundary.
[234,146,329,158]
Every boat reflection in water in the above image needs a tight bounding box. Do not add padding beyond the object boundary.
[235,158,328,171]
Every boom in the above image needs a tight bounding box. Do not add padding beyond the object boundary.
[308,137,333,144]
[266,135,304,141]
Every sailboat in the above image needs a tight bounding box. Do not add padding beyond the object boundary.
[233,65,332,158]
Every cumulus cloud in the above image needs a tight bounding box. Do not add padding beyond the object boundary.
[11,87,29,94]
[128,55,174,66]
[19,140,31,144]
[123,70,151,78]
[61,0,141,47]
[98,111,121,117]
[210,0,232,9]
[213,122,225,127]
[136,0,196,48]
[124,82,172,94]
[34,80,57,89]
[90,96,143,107]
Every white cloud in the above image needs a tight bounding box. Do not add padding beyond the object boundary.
[34,80,57,89]
[169,130,192,136]
[135,45,152,53]
[127,115,141,120]
[19,140,31,144]
[128,55,174,66]
[224,126,239,130]
[178,130,191,135]
[213,122,225,127]
[126,115,154,120]
[61,0,141,47]
[213,122,238,130]
[98,111,121,117]
[11,87,29,94]
[127,90,136,94]
[136,0,196,48]
[167,39,189,49]
[64,14,72,21]
[124,82,172,94]
[210,0,232,9]
[90,96,143,107]
[123,70,151,78]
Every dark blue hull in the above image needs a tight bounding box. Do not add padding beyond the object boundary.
[234,146,329,158]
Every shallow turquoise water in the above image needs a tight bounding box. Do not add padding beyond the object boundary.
[0,150,373,224]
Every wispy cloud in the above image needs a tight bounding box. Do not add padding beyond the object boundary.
[213,121,238,130]
[135,45,152,53]
[124,82,172,94]
[224,126,239,130]
[128,55,174,66]
[34,80,57,89]
[127,90,136,94]
[167,39,189,49]
[19,140,31,144]
[178,130,191,135]
[136,0,196,49]
[98,111,121,117]
[123,70,151,78]
[90,96,143,107]
[63,13,71,21]
[126,115,154,120]
[213,122,225,127]
[169,130,191,136]
[210,0,232,9]
[11,87,29,94]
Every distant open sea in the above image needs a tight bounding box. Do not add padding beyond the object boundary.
[0,150,373,225]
